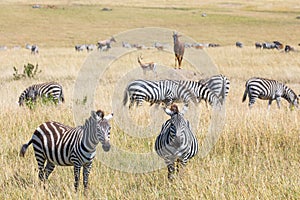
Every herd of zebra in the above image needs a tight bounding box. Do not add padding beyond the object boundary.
[18,74,299,193]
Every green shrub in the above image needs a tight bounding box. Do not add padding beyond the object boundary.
[13,63,41,80]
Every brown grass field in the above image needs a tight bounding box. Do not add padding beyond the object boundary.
[0,1,299,199]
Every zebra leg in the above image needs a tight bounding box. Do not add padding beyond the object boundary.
[165,159,176,180]
[177,159,187,178]
[276,97,281,109]
[73,165,81,192]
[268,99,273,110]
[248,95,256,108]
[83,163,92,196]
[44,162,55,180]
[35,154,46,181]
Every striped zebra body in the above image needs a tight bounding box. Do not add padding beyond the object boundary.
[198,74,230,104]
[20,110,113,193]
[155,105,198,180]
[123,79,197,109]
[18,82,64,106]
[242,77,299,109]
[173,80,221,107]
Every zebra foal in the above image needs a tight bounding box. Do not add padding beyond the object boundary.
[242,77,299,109]
[20,110,113,194]
[155,104,198,180]
[18,82,64,106]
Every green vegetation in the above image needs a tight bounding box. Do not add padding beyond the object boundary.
[13,63,41,80]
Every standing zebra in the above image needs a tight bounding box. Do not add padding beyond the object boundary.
[19,110,113,194]
[242,77,299,109]
[18,82,64,106]
[198,74,230,105]
[155,104,198,180]
[123,79,197,109]
[173,31,185,69]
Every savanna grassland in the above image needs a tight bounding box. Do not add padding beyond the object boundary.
[0,1,299,199]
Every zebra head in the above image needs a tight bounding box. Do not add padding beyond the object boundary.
[93,110,113,152]
[284,87,299,109]
[291,93,299,109]
[18,87,37,106]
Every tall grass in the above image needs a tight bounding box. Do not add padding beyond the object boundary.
[0,2,299,199]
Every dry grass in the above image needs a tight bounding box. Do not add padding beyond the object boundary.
[0,1,299,199]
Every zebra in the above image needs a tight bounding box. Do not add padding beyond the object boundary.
[86,44,95,52]
[137,55,157,75]
[18,82,64,106]
[123,79,197,109]
[242,77,299,109]
[75,44,86,52]
[236,41,243,48]
[155,104,198,180]
[198,74,230,105]
[19,110,113,194]
[173,31,185,69]
[172,79,222,107]
[31,45,39,54]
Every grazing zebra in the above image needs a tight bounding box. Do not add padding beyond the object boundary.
[242,77,299,109]
[19,110,113,194]
[137,55,157,75]
[155,104,198,180]
[198,74,230,104]
[255,42,262,49]
[86,44,95,52]
[236,41,243,48]
[18,82,64,106]
[172,79,222,107]
[97,37,116,51]
[123,79,197,109]
[173,31,185,69]
[31,45,39,54]
[75,44,86,52]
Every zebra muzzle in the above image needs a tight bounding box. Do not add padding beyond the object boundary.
[102,142,111,152]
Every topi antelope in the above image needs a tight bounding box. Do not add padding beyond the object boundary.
[172,31,185,69]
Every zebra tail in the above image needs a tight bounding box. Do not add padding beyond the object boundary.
[60,90,65,103]
[242,88,248,102]
[123,89,129,106]
[220,78,226,105]
[19,139,32,157]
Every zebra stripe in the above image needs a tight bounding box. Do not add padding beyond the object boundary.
[242,77,299,109]
[198,74,230,104]
[19,110,113,193]
[155,104,198,180]
[123,79,197,109]
[173,79,221,107]
[18,82,64,106]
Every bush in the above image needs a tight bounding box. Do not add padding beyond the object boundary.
[13,63,41,80]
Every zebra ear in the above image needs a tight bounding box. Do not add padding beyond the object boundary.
[104,112,114,121]
[95,110,104,119]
